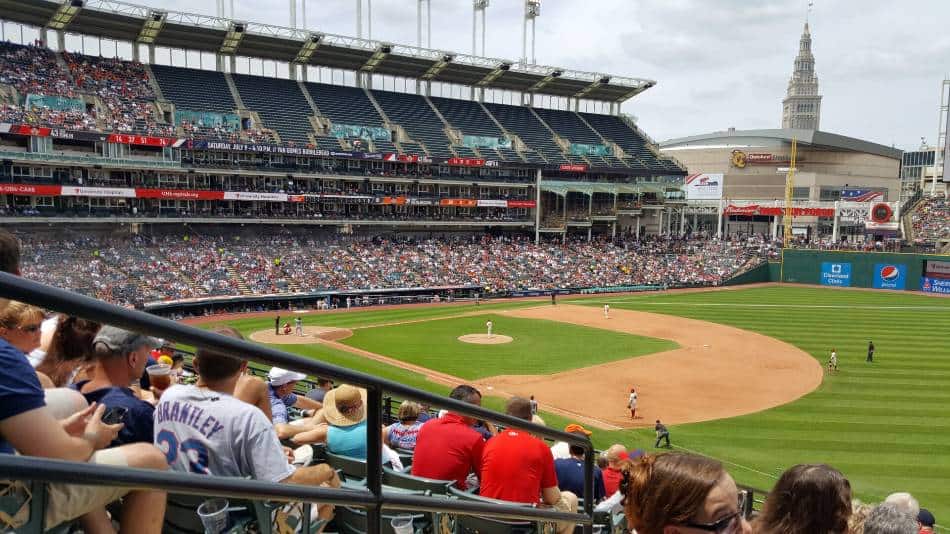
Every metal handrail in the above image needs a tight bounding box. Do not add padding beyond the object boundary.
[0,271,595,533]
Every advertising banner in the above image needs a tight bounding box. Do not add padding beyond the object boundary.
[25,94,84,112]
[174,110,240,130]
[872,263,907,290]
[446,157,486,167]
[506,200,537,208]
[0,184,62,196]
[408,198,436,206]
[462,135,512,149]
[684,173,724,200]
[384,153,432,164]
[568,143,610,156]
[840,189,885,202]
[476,199,508,208]
[724,204,834,217]
[820,262,852,287]
[61,186,135,198]
[329,123,392,141]
[440,198,477,207]
[222,191,287,202]
[924,260,950,278]
[137,189,224,200]
[377,196,408,205]
[921,276,950,294]
[558,164,588,172]
[0,123,52,136]
[107,134,184,148]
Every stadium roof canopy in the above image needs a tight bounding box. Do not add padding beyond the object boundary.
[0,0,656,103]
[660,129,902,160]
[540,181,669,196]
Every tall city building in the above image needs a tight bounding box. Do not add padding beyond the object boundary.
[781,23,822,130]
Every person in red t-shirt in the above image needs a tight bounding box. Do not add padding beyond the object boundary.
[411,385,485,490]
[601,443,628,496]
[480,397,578,534]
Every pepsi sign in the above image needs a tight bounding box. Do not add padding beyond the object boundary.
[872,263,907,290]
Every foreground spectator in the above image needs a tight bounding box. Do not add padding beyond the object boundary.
[753,463,851,534]
[863,503,919,534]
[479,397,577,534]
[234,369,273,420]
[75,326,161,446]
[602,443,627,496]
[268,366,322,440]
[411,385,485,489]
[305,377,334,404]
[35,315,101,387]
[884,492,920,519]
[918,509,936,533]
[153,326,340,502]
[620,452,751,534]
[385,400,424,451]
[553,430,605,503]
[0,229,167,533]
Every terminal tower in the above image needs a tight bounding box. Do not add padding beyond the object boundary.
[781,23,822,130]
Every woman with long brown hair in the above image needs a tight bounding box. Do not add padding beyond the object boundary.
[621,451,751,534]
[753,464,851,534]
[35,315,101,387]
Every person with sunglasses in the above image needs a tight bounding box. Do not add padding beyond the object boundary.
[620,451,751,534]
[0,300,45,356]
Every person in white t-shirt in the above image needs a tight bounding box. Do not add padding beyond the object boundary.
[153,327,339,520]
[627,387,638,419]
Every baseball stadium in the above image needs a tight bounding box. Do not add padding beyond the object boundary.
[0,1,948,533]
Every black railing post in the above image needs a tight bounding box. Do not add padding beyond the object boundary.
[367,386,383,534]
[583,443,594,534]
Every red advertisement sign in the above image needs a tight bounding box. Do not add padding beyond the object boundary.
[724,204,834,217]
[439,198,478,207]
[136,189,224,200]
[558,164,588,172]
[446,158,486,167]
[107,134,177,147]
[0,184,62,196]
[506,200,537,208]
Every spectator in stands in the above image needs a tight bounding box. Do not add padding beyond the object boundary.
[620,452,751,534]
[384,401,424,451]
[862,503,919,534]
[35,316,101,387]
[74,326,162,447]
[753,464,852,534]
[479,397,577,534]
[411,384,485,489]
[0,300,45,360]
[884,493,920,519]
[234,371,273,420]
[553,430,605,503]
[306,377,334,404]
[267,366,322,440]
[918,509,936,534]
[0,228,168,533]
[849,500,875,534]
[602,443,628,496]
[551,423,591,460]
[153,325,340,496]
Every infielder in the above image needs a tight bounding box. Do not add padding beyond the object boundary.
[486,320,494,338]
[827,348,837,372]
[603,304,610,319]
[628,387,638,419]
[295,317,303,337]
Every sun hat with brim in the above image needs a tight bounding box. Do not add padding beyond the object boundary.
[564,423,593,436]
[323,385,367,427]
[93,325,163,355]
[268,367,307,386]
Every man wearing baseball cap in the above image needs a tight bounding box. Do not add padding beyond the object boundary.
[918,509,936,533]
[267,367,322,440]
[75,326,164,446]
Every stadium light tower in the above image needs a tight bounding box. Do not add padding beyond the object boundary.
[473,0,489,56]
[355,0,373,39]
[417,0,432,48]
[522,0,541,65]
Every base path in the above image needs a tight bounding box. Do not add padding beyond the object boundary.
[480,305,822,429]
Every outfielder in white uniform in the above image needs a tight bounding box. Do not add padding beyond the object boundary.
[828,349,838,372]
[604,304,610,319]
[295,317,303,336]
[486,320,494,338]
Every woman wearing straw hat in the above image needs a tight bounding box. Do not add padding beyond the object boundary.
[323,384,368,458]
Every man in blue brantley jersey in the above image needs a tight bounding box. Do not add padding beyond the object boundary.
[154,326,339,503]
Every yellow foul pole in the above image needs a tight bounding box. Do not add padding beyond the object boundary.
[783,138,797,247]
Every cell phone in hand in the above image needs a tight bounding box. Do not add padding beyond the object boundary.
[102,406,129,425]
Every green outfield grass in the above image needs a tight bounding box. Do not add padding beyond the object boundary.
[340,313,677,379]
[216,286,950,528]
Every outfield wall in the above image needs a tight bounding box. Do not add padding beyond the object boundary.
[780,250,949,293]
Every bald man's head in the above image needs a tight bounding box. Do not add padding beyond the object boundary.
[606,444,628,466]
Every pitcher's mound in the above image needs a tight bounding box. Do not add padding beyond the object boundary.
[250,326,352,344]
[458,334,513,345]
